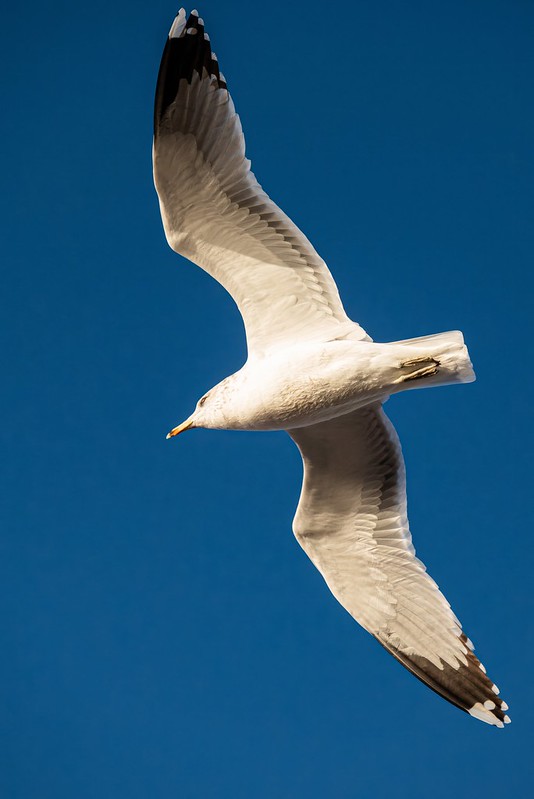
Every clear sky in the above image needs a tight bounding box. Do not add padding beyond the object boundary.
[2,1,533,796]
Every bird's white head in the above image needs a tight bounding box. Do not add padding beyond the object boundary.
[166,378,236,438]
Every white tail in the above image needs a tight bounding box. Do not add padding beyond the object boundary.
[393,330,475,389]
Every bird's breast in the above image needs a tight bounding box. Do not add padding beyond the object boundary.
[222,341,394,431]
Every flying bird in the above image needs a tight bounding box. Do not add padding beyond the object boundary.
[153,8,509,727]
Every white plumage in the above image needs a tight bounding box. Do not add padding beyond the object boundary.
[153,8,509,727]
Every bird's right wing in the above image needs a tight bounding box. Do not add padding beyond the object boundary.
[289,405,510,727]
[154,10,369,359]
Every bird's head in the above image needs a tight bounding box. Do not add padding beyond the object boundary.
[166,379,235,438]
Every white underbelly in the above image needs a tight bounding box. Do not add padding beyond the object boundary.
[226,341,391,431]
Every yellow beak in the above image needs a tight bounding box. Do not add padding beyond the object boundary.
[166,419,195,439]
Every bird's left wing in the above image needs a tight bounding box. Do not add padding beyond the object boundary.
[289,406,510,726]
[153,9,368,358]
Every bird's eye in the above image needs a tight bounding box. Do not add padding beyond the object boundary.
[198,395,208,407]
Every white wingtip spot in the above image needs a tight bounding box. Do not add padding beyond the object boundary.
[491,684,500,695]
[484,700,496,710]
[191,8,199,15]
[504,715,511,724]
[501,701,509,711]
[198,17,204,25]
[204,32,210,41]
[211,52,218,61]
[479,663,487,674]
[186,27,198,35]
[468,702,505,727]
[169,9,187,38]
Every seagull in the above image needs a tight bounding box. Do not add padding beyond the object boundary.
[153,8,510,727]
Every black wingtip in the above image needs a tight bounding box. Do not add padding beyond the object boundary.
[154,9,227,135]
[376,633,510,727]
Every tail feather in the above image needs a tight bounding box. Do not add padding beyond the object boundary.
[393,331,475,388]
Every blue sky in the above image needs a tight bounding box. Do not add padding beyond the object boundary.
[2,0,533,796]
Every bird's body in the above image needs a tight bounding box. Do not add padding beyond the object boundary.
[185,332,473,432]
[153,8,510,727]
